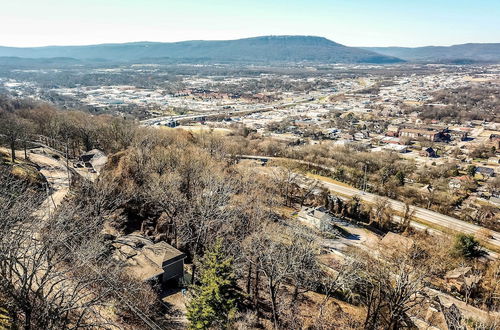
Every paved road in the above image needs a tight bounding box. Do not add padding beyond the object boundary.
[239,155,500,253]
[318,179,500,247]
[140,100,311,126]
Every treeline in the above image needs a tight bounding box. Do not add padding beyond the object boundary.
[0,95,497,231]
[227,136,499,231]
[418,86,500,123]
[0,97,139,162]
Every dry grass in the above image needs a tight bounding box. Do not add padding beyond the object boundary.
[159,125,233,135]
[306,173,352,188]
[11,164,40,181]
[274,206,296,218]
[298,290,364,329]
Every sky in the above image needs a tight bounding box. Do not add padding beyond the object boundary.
[1,0,499,47]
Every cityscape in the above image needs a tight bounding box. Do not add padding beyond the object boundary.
[0,1,499,329]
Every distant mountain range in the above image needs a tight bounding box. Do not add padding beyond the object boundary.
[0,36,402,64]
[363,43,500,63]
[0,36,498,65]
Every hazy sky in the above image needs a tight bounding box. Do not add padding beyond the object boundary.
[1,0,499,47]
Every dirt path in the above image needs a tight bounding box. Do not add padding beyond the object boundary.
[1,147,71,219]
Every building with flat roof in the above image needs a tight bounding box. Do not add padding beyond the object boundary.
[400,128,443,142]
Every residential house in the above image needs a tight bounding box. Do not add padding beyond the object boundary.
[444,266,481,293]
[382,144,408,153]
[475,166,495,180]
[487,157,499,165]
[421,298,465,330]
[386,124,400,137]
[298,206,334,232]
[448,176,474,191]
[380,136,401,145]
[420,147,437,158]
[353,132,367,140]
[113,234,186,286]
[76,149,108,173]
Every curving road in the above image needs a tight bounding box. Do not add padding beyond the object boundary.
[318,179,500,249]
[239,154,500,254]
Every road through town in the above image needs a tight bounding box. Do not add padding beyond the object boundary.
[240,155,500,253]
[318,179,500,249]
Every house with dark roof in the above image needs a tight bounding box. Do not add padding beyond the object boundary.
[75,149,108,173]
[475,166,495,179]
[420,147,437,158]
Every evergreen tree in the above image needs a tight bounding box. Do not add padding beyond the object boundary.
[466,165,477,177]
[187,239,239,329]
[395,171,405,186]
[452,234,483,259]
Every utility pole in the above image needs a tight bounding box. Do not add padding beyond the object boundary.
[363,163,368,193]
[65,137,71,187]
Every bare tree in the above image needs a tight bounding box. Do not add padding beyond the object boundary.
[356,246,431,330]
[0,169,162,329]
[144,171,186,247]
[272,161,300,207]
[0,172,116,329]
[369,196,393,229]
[245,225,321,329]
[401,202,416,232]
[180,170,239,284]
[0,112,23,162]
[316,258,361,320]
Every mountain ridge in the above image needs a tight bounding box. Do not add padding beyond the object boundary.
[362,43,500,63]
[0,36,402,64]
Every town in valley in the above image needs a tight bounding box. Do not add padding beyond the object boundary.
[0,1,499,329]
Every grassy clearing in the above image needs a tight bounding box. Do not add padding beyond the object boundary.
[0,150,12,164]
[306,173,353,188]
[0,149,46,186]
[11,164,42,183]
[406,216,500,254]
[161,125,233,135]
[274,206,297,218]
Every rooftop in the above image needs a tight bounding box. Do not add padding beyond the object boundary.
[113,234,186,282]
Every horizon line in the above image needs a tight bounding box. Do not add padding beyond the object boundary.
[0,35,499,49]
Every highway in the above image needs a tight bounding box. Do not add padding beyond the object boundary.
[239,155,500,253]
[140,99,312,126]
